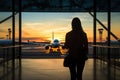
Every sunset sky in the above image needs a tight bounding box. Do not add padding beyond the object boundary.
[22,12,93,42]
[0,12,120,42]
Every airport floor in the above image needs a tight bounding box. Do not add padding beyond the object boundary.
[20,59,108,80]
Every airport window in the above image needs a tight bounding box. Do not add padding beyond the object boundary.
[0,0,120,80]
[21,12,93,56]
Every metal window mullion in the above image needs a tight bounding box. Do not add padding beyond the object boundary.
[107,0,111,80]
[18,1,22,80]
[12,0,15,80]
[93,0,97,80]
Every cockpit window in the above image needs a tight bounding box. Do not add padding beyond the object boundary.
[54,39,59,43]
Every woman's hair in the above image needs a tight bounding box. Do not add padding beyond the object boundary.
[71,17,83,32]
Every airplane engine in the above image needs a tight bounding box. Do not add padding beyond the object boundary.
[45,46,49,50]
[62,46,65,49]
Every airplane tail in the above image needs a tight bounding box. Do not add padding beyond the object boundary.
[52,32,54,41]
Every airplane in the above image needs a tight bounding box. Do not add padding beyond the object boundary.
[0,39,13,46]
[105,40,120,46]
[45,32,65,52]
[0,39,37,46]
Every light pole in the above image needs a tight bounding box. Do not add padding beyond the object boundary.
[8,28,12,40]
[98,28,104,43]
[6,35,8,39]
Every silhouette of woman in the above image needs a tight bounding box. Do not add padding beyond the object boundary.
[64,17,88,80]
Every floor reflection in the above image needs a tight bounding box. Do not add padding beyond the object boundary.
[0,59,21,80]
[20,59,103,80]
[21,59,70,80]
[1,58,120,80]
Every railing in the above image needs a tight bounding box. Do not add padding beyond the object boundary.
[0,45,22,63]
[94,45,120,66]
[0,45,22,80]
[93,45,120,80]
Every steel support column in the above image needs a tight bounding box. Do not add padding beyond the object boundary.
[107,0,111,80]
[12,0,15,80]
[19,1,22,80]
[93,0,97,80]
